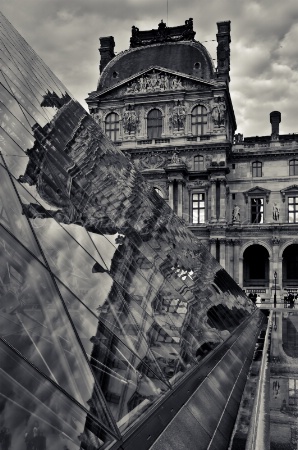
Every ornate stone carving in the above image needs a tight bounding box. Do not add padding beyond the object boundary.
[272,237,280,245]
[122,105,139,134]
[170,152,182,164]
[211,99,226,127]
[91,110,103,125]
[126,70,189,94]
[187,180,209,190]
[169,102,186,129]
[130,18,195,48]
[139,151,166,170]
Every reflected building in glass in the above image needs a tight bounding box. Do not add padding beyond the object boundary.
[0,11,268,450]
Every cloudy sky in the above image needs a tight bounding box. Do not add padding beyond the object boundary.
[1,0,298,137]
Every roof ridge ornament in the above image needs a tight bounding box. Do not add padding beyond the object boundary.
[130,18,196,48]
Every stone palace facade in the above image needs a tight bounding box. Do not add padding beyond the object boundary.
[86,18,298,303]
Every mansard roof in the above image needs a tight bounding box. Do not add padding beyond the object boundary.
[87,65,220,102]
[97,40,216,92]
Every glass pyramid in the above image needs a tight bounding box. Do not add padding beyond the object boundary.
[0,11,260,449]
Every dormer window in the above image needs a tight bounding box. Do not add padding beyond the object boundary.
[289,159,298,176]
[191,105,207,136]
[252,161,262,177]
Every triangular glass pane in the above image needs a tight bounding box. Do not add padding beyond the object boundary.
[0,339,117,448]
[57,280,170,434]
[0,224,118,434]
[0,24,68,100]
[0,162,41,259]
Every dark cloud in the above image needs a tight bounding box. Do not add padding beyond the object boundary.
[1,0,298,136]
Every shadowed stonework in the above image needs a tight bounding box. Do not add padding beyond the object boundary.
[0,12,263,449]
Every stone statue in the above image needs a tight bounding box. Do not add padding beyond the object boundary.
[122,107,138,134]
[273,203,280,221]
[232,205,240,222]
[171,152,181,164]
[170,103,186,129]
[211,100,226,128]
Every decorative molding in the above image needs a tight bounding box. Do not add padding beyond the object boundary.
[280,184,298,203]
[139,152,166,169]
[243,186,271,204]
[272,237,280,245]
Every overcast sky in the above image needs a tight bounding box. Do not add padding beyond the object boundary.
[1,0,298,137]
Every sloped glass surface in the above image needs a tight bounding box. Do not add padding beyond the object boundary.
[0,10,258,442]
[0,340,116,449]
[0,224,118,434]
[57,280,169,432]
[0,162,41,259]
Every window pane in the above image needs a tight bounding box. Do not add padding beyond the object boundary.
[191,106,207,136]
[251,198,264,223]
[105,112,119,141]
[147,109,162,138]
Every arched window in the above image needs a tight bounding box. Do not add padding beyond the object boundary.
[147,109,162,139]
[191,105,207,136]
[105,112,119,141]
[252,161,262,177]
[289,159,298,176]
[194,155,204,171]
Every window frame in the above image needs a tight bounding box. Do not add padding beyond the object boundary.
[105,112,120,141]
[191,192,206,224]
[147,108,162,139]
[191,105,208,136]
[250,197,264,224]
[288,196,298,223]
[252,161,262,177]
[289,159,298,176]
[194,155,204,171]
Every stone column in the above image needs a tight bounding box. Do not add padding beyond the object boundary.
[168,181,174,210]
[219,239,226,269]
[271,237,280,273]
[210,238,217,258]
[272,237,280,303]
[177,180,184,218]
[233,239,241,284]
[219,178,227,223]
[210,179,217,222]
[225,239,233,276]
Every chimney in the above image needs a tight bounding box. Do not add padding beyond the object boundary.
[216,21,231,84]
[99,36,115,73]
[270,111,281,139]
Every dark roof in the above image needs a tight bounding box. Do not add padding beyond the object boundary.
[98,41,215,91]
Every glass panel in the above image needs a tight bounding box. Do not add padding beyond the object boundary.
[0,340,116,449]
[0,224,117,432]
[57,281,169,433]
[0,162,41,258]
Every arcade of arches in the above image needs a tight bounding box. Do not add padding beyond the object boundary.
[241,243,298,302]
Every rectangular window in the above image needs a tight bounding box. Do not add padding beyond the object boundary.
[288,197,298,223]
[192,193,205,224]
[252,161,262,177]
[251,198,264,223]
[289,379,298,405]
[290,160,298,176]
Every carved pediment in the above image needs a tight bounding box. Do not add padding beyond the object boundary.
[280,185,298,202]
[243,186,271,203]
[91,66,216,101]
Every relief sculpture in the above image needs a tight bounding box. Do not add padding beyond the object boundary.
[126,70,184,94]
